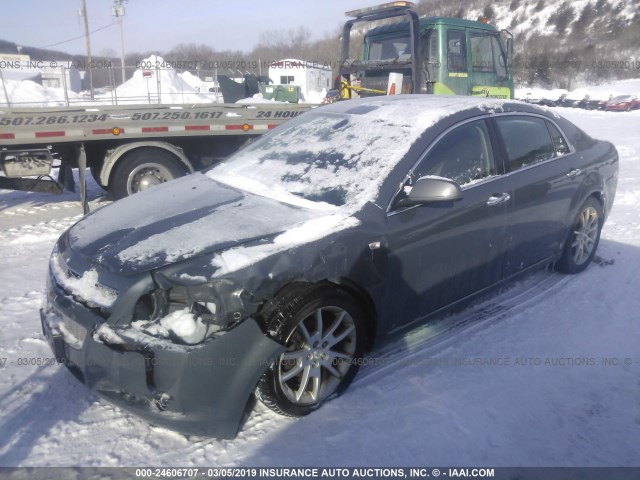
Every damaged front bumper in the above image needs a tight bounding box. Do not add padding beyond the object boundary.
[40,276,285,439]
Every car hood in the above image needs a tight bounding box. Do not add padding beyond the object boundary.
[68,173,319,274]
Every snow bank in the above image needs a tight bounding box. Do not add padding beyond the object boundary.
[106,55,214,105]
[179,71,203,90]
[0,79,84,107]
[1,55,220,107]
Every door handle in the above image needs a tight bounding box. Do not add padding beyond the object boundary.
[566,168,582,178]
[487,193,511,206]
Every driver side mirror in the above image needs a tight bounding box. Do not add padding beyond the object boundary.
[506,38,513,68]
[404,176,463,206]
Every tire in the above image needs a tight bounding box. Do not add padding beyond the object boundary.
[556,197,604,274]
[256,283,367,417]
[109,148,187,199]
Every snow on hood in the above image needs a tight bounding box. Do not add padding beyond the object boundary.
[67,174,320,274]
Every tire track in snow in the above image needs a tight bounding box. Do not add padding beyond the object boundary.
[354,269,572,385]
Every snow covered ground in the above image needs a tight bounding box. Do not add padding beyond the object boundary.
[0,107,638,467]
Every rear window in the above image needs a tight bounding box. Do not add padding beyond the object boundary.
[368,35,411,60]
[546,121,570,156]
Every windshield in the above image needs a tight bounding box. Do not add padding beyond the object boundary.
[206,109,426,211]
[367,35,411,60]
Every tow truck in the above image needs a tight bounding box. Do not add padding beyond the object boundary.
[338,1,514,99]
[0,102,311,210]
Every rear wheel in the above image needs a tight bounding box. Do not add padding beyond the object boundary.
[109,148,187,199]
[256,284,366,417]
[556,197,603,274]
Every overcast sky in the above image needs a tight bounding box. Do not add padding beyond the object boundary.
[3,0,371,56]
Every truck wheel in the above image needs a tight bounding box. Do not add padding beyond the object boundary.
[110,149,187,199]
[556,197,604,274]
[90,165,106,190]
[256,283,366,417]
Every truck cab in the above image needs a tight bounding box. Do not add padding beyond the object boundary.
[340,2,514,99]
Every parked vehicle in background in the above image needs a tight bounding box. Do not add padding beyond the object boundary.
[605,95,640,112]
[40,95,618,438]
[520,89,567,107]
[578,94,608,111]
[557,94,583,108]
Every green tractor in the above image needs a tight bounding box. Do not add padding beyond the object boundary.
[338,1,514,99]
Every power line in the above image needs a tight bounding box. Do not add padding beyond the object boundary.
[38,23,115,49]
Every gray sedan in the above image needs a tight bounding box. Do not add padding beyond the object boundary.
[41,95,618,438]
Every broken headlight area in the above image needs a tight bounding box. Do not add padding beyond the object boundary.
[123,279,258,346]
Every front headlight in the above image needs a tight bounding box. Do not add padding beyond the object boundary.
[131,279,252,345]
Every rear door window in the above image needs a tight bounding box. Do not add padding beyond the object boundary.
[495,116,556,171]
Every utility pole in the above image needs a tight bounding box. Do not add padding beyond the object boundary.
[112,0,127,85]
[80,0,94,99]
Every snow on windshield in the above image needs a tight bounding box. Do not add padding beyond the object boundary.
[208,111,416,210]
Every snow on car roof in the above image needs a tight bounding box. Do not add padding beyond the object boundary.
[318,93,509,117]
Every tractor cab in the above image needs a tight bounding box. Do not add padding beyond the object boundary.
[339,1,514,99]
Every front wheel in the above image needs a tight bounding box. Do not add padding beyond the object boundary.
[256,284,367,417]
[556,197,604,274]
[109,148,187,199]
